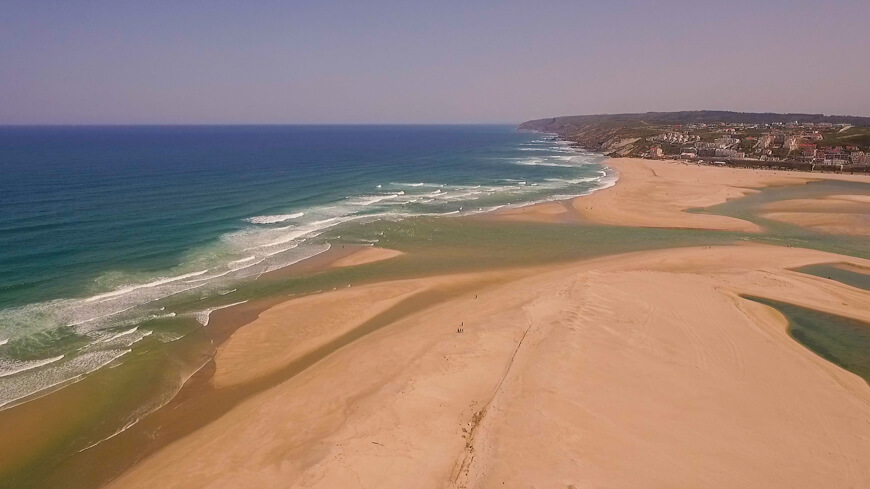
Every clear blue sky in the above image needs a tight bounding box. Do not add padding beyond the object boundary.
[2,0,869,124]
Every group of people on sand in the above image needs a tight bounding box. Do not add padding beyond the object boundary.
[457,294,478,333]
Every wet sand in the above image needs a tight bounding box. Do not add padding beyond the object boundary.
[104,159,870,489]
[329,247,403,268]
[206,244,402,345]
[485,200,581,224]
[761,194,870,236]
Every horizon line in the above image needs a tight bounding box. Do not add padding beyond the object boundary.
[0,122,523,128]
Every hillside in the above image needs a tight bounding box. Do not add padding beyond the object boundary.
[518,111,870,163]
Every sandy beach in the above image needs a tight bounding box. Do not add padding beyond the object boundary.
[106,159,870,489]
[495,158,870,232]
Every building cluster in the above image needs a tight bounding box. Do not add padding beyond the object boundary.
[650,132,698,144]
[643,121,869,168]
[806,146,869,165]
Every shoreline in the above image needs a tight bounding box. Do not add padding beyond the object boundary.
[0,130,606,404]
[199,153,870,368]
[103,156,870,489]
[1,152,858,413]
[4,155,870,488]
[490,156,870,231]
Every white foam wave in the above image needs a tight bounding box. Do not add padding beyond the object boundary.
[392,182,443,187]
[246,212,304,224]
[157,332,186,343]
[0,349,131,409]
[185,257,268,282]
[0,355,65,378]
[544,177,598,185]
[435,190,486,201]
[66,304,140,327]
[264,242,332,272]
[193,300,249,327]
[228,256,257,266]
[356,193,402,206]
[260,229,311,248]
[90,324,153,350]
[262,247,294,258]
[99,327,139,343]
[78,417,141,453]
[85,270,209,303]
[514,158,575,168]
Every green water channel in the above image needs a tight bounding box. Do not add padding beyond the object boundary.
[744,296,870,385]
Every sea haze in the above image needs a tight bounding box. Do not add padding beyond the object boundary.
[0,124,610,406]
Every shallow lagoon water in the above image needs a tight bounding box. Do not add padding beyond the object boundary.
[692,179,870,259]
[792,263,870,292]
[744,296,870,385]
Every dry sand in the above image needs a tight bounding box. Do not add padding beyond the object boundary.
[107,160,870,489]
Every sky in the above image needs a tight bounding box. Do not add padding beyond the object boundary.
[1,0,869,124]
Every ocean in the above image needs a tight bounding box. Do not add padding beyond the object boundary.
[0,125,610,409]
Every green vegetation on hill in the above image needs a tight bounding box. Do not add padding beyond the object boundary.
[821,127,870,148]
[518,111,870,167]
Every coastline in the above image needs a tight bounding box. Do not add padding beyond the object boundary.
[0,126,607,413]
[103,157,870,489]
[491,157,870,232]
[3,155,870,488]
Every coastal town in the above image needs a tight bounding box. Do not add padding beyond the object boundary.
[519,111,870,173]
[644,121,870,171]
